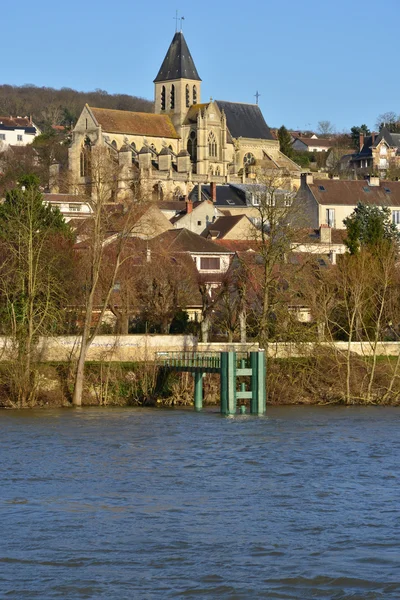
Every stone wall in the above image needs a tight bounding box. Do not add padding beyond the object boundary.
[0,336,399,363]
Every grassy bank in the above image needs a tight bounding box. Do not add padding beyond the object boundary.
[1,350,400,409]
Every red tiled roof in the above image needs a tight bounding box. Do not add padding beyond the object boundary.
[0,116,32,128]
[308,179,400,206]
[89,106,179,139]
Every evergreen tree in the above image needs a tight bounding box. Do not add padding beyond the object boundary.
[344,203,400,255]
[278,125,293,158]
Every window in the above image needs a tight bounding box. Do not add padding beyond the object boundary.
[69,204,82,212]
[392,211,400,225]
[161,85,166,111]
[187,131,197,162]
[111,140,117,149]
[200,257,220,270]
[186,84,190,108]
[113,282,121,292]
[318,185,326,191]
[326,208,335,227]
[363,186,371,192]
[17,134,23,142]
[380,145,387,155]
[0,134,5,140]
[80,147,90,177]
[385,187,391,193]
[251,193,260,206]
[379,158,388,168]
[170,84,175,109]
[193,85,197,104]
[208,132,217,157]
[197,221,202,226]
[243,152,255,166]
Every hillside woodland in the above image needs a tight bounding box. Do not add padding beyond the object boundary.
[0,84,153,131]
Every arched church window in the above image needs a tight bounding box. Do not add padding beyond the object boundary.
[187,130,197,163]
[130,141,136,150]
[208,132,217,158]
[170,85,175,109]
[80,147,91,177]
[111,140,117,149]
[193,85,197,104]
[186,85,190,108]
[150,143,157,154]
[161,86,166,111]
[216,166,221,176]
[243,152,255,166]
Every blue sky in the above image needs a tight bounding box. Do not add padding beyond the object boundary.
[3,0,399,131]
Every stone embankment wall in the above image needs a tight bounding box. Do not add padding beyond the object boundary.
[0,336,399,362]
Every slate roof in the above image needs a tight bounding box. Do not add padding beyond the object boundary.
[89,106,179,139]
[155,228,232,254]
[356,127,400,158]
[215,101,274,140]
[308,179,400,206]
[190,184,247,207]
[154,32,201,82]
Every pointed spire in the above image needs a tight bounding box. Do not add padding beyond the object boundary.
[154,32,201,83]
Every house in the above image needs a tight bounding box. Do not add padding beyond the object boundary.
[292,137,333,153]
[43,193,92,221]
[203,214,258,241]
[0,116,40,147]
[154,228,234,276]
[168,199,223,235]
[189,182,294,218]
[350,127,400,175]
[291,225,347,264]
[296,172,400,230]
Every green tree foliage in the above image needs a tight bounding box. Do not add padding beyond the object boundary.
[350,124,371,150]
[343,203,400,255]
[278,125,293,158]
[0,175,74,406]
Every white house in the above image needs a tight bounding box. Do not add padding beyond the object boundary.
[0,116,40,147]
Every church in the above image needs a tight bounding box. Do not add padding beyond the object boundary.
[60,30,301,201]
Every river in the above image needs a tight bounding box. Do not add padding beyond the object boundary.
[0,406,399,599]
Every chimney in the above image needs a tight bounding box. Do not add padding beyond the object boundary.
[210,181,217,203]
[186,198,193,214]
[319,224,332,244]
[371,132,376,145]
[197,182,202,202]
[359,132,364,151]
[301,172,313,186]
[368,175,380,186]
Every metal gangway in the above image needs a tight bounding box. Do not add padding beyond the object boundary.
[157,351,266,415]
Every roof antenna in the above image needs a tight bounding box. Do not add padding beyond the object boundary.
[255,91,261,105]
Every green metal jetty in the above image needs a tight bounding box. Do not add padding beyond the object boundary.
[157,351,266,415]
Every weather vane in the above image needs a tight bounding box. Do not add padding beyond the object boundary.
[174,10,185,32]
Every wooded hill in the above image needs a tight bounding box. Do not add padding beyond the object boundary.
[0,84,154,130]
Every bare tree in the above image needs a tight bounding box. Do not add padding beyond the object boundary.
[317,120,335,137]
[70,146,146,406]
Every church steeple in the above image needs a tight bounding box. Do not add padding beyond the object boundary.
[154,32,201,83]
[154,32,202,130]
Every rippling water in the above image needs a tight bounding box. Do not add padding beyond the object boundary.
[0,406,399,599]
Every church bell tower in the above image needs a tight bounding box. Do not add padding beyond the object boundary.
[154,31,202,133]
